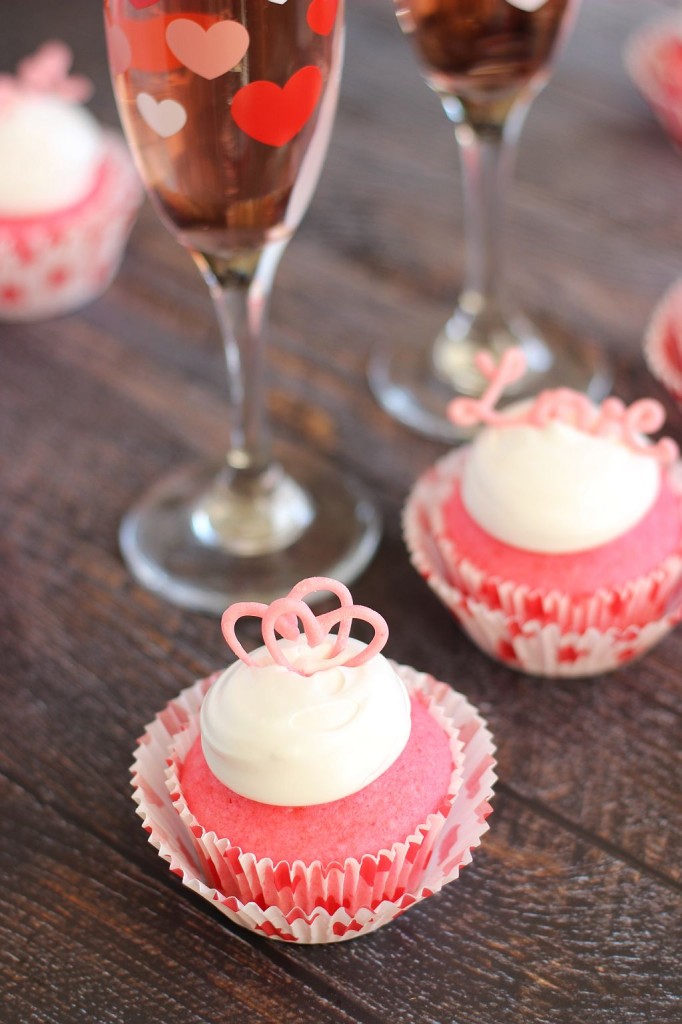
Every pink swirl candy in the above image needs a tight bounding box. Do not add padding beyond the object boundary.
[0,42,92,112]
[448,348,678,465]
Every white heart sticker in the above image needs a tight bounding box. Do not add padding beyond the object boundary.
[506,0,550,11]
[136,93,187,138]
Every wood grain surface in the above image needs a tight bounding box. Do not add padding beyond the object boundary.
[1,1,681,1022]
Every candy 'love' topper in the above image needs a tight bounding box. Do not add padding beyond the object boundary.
[221,577,389,677]
[0,42,93,109]
[449,348,679,466]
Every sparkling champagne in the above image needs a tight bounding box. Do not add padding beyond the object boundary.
[397,0,576,101]
[105,0,341,256]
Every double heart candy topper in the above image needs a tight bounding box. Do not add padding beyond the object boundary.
[221,577,389,677]
[449,348,679,466]
[107,0,338,146]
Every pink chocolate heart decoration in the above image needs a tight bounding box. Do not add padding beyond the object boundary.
[307,0,338,36]
[287,576,354,655]
[165,18,250,80]
[221,577,389,676]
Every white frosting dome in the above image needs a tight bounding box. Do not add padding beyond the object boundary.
[0,94,102,216]
[462,419,661,553]
[200,636,411,807]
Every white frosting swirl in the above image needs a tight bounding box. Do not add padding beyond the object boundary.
[0,94,101,216]
[200,636,411,806]
[462,419,661,553]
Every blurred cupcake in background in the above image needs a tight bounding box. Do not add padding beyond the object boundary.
[404,349,682,677]
[626,12,682,150]
[0,42,142,322]
[645,277,682,406]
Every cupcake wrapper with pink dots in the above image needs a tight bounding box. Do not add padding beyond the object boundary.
[404,450,682,678]
[132,667,496,943]
[0,132,142,321]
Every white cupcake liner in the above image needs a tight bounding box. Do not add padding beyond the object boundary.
[644,276,682,403]
[406,448,682,637]
[625,12,682,149]
[132,668,496,943]
[0,130,142,321]
[405,477,682,678]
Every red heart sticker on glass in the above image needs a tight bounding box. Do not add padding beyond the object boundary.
[232,65,323,147]
[307,0,338,36]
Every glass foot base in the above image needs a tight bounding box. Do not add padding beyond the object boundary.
[368,313,612,443]
[119,448,381,615]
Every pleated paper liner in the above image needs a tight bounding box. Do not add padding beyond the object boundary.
[405,463,682,677]
[132,668,496,943]
[405,447,682,636]
[0,131,142,321]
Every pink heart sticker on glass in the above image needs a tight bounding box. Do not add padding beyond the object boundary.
[166,18,250,80]
[106,24,132,76]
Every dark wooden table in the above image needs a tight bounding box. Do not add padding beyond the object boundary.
[2,1,681,1021]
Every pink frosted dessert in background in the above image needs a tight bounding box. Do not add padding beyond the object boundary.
[0,42,142,322]
[625,13,682,150]
[645,277,682,404]
[132,578,496,943]
[404,349,682,677]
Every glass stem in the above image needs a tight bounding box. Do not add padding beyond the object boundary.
[189,242,314,557]
[448,94,531,315]
[431,90,537,392]
[199,244,283,475]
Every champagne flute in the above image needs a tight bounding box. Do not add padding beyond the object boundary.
[369,0,610,442]
[103,0,380,613]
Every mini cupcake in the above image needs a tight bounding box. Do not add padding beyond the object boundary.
[0,42,142,321]
[645,277,682,404]
[404,349,682,677]
[132,578,496,943]
[625,13,682,150]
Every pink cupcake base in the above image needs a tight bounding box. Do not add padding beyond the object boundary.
[404,453,682,678]
[132,669,496,943]
[0,131,142,321]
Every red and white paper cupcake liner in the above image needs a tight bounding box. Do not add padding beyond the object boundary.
[406,447,682,638]
[405,459,682,677]
[625,13,682,150]
[132,668,496,943]
[644,277,682,404]
[0,131,142,321]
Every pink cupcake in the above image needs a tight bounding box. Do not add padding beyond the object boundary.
[132,578,496,943]
[625,13,682,150]
[0,42,142,321]
[645,277,682,404]
[404,350,682,677]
